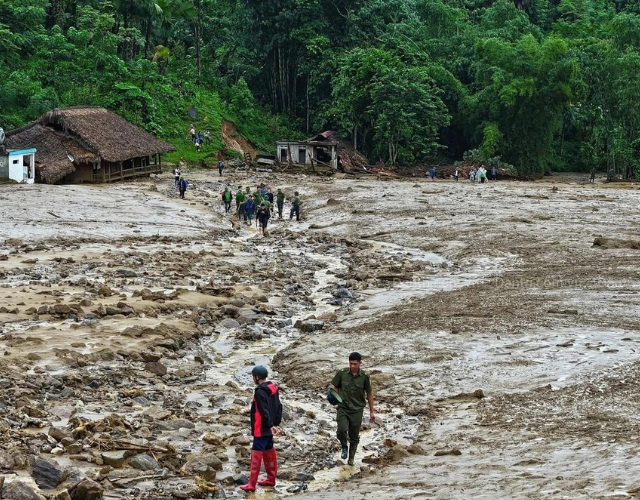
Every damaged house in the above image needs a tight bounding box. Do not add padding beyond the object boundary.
[276,131,369,173]
[5,107,175,184]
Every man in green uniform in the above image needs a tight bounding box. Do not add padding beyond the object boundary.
[330,352,375,466]
[276,189,285,219]
[236,185,245,216]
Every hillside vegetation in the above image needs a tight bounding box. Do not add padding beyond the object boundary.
[1,0,639,177]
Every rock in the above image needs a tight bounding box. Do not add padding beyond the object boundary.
[434,448,462,457]
[141,352,162,362]
[2,481,45,500]
[297,320,325,333]
[69,479,103,500]
[233,474,248,485]
[128,453,160,471]
[294,472,315,482]
[48,427,71,442]
[101,450,131,468]
[29,456,67,489]
[222,305,239,317]
[0,450,16,470]
[334,288,353,299]
[181,454,222,481]
[142,406,172,421]
[202,434,223,445]
[144,362,167,376]
[56,490,72,500]
[219,319,240,330]
[116,269,138,278]
[157,418,195,431]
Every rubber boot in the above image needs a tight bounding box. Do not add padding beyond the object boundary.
[257,448,277,486]
[239,450,263,492]
[340,445,348,460]
[347,444,358,466]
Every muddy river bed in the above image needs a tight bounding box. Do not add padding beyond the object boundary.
[0,171,639,500]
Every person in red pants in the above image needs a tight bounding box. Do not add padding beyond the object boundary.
[239,365,283,492]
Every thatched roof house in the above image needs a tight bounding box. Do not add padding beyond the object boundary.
[5,107,175,184]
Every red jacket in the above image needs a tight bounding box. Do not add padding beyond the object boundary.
[250,381,282,437]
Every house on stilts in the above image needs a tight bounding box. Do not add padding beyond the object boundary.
[5,107,175,184]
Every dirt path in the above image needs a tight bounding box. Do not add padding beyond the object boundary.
[0,171,638,499]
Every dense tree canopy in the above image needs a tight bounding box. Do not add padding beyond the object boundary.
[1,0,640,177]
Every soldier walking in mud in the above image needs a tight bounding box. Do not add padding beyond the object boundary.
[239,365,282,492]
[290,191,301,221]
[330,352,375,466]
[235,185,245,216]
[276,188,285,219]
[221,186,233,213]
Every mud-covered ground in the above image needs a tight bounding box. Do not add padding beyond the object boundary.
[0,170,639,500]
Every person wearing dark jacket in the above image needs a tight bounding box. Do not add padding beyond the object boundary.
[240,365,282,492]
[256,203,270,235]
[178,177,188,199]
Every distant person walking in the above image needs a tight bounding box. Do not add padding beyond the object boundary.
[329,352,375,466]
[290,192,301,221]
[276,189,285,219]
[590,167,596,183]
[429,166,436,181]
[189,125,196,143]
[221,186,233,213]
[239,365,282,492]
[174,168,181,187]
[454,168,459,182]
[178,177,188,199]
[490,166,497,181]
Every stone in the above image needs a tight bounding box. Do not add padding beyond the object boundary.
[222,305,239,317]
[141,352,162,362]
[56,490,72,500]
[127,453,159,471]
[202,433,223,445]
[334,288,353,299]
[116,269,138,278]
[294,472,315,482]
[298,320,325,333]
[157,418,196,431]
[142,406,172,421]
[181,453,223,481]
[2,481,45,500]
[70,479,103,500]
[101,450,131,468]
[219,318,240,330]
[29,456,67,489]
[0,450,16,470]
[48,427,71,442]
[144,362,167,376]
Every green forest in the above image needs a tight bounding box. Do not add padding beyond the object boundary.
[1,0,640,177]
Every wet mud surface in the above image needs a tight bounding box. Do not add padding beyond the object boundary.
[0,172,639,499]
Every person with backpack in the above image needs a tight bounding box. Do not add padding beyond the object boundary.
[235,185,245,216]
[290,192,301,221]
[256,202,271,235]
[178,177,188,199]
[276,189,285,219]
[239,365,282,492]
[244,196,255,225]
[221,186,233,213]
[329,352,375,466]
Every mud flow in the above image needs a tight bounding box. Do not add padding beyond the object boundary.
[0,172,638,499]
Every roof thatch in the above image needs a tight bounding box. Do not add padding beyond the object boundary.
[40,107,175,162]
[5,123,83,184]
[5,107,175,183]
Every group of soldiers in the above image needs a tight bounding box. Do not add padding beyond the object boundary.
[220,183,302,235]
[240,352,375,492]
